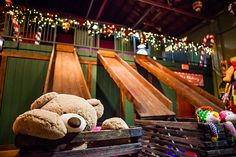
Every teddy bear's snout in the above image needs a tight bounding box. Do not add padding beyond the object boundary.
[61,113,87,133]
[68,117,81,128]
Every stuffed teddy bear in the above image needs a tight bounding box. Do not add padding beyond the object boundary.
[223,56,236,82]
[13,92,129,141]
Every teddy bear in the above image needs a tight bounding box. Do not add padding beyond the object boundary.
[12,92,129,141]
[223,56,236,82]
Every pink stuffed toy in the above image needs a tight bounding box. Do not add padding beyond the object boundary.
[220,110,236,142]
[220,110,236,123]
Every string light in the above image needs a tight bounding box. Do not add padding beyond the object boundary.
[3,5,212,55]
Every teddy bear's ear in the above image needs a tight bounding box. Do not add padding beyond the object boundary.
[31,92,58,110]
[87,99,104,119]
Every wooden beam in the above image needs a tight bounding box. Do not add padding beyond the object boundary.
[133,6,155,28]
[137,0,207,20]
[80,59,97,65]
[120,91,125,119]
[86,0,95,18]
[43,47,55,94]
[87,63,92,93]
[1,51,50,61]
[0,56,7,111]
[96,0,108,21]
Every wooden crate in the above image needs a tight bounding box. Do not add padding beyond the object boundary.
[135,119,236,157]
[15,127,142,157]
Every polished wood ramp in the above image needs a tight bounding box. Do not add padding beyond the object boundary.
[97,50,175,118]
[44,45,91,99]
[134,55,224,112]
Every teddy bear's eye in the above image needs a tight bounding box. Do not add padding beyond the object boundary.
[63,112,67,114]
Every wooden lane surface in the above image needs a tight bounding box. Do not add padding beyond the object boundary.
[97,50,175,118]
[134,55,224,112]
[51,45,91,99]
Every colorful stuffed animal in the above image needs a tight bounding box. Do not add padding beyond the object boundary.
[220,110,236,142]
[196,106,220,124]
[220,110,236,123]
[196,106,220,142]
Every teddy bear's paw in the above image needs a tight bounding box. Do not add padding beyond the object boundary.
[101,117,129,130]
[87,99,104,119]
[13,109,67,139]
[60,113,86,133]
[31,92,58,110]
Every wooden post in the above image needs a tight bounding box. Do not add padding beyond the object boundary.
[120,91,125,120]
[87,63,92,93]
[0,56,7,110]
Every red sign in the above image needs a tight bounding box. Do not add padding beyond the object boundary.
[181,64,189,70]
[174,72,204,86]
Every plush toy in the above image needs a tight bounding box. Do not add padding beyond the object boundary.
[223,57,236,82]
[195,106,220,124]
[13,92,104,139]
[13,92,129,143]
[219,110,236,123]
[196,106,220,143]
[219,110,236,142]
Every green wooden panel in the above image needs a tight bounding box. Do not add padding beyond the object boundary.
[96,64,121,123]
[91,65,97,98]
[0,57,48,144]
[4,41,52,56]
[80,64,88,82]
[115,38,132,52]
[124,96,134,126]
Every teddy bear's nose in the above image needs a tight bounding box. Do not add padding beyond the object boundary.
[68,117,81,128]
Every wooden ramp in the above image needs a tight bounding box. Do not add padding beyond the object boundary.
[44,45,91,99]
[97,50,175,118]
[134,55,224,112]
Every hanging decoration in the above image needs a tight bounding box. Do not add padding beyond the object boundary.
[34,26,42,45]
[103,24,116,37]
[83,20,99,36]
[228,2,236,15]
[5,0,22,42]
[2,5,213,56]
[62,21,71,32]
[192,0,203,13]
[199,34,215,67]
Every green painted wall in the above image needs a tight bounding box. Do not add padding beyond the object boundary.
[96,63,121,123]
[0,57,48,145]
[124,96,134,126]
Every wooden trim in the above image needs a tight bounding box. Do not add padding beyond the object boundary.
[0,56,7,110]
[1,51,50,61]
[73,51,91,99]
[43,46,55,93]
[120,91,125,119]
[129,64,136,69]
[87,63,92,93]
[80,59,97,65]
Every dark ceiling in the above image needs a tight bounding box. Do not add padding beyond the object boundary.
[6,0,235,37]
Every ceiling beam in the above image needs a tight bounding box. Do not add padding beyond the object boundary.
[137,0,207,20]
[96,0,108,21]
[86,0,94,18]
[133,6,155,28]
